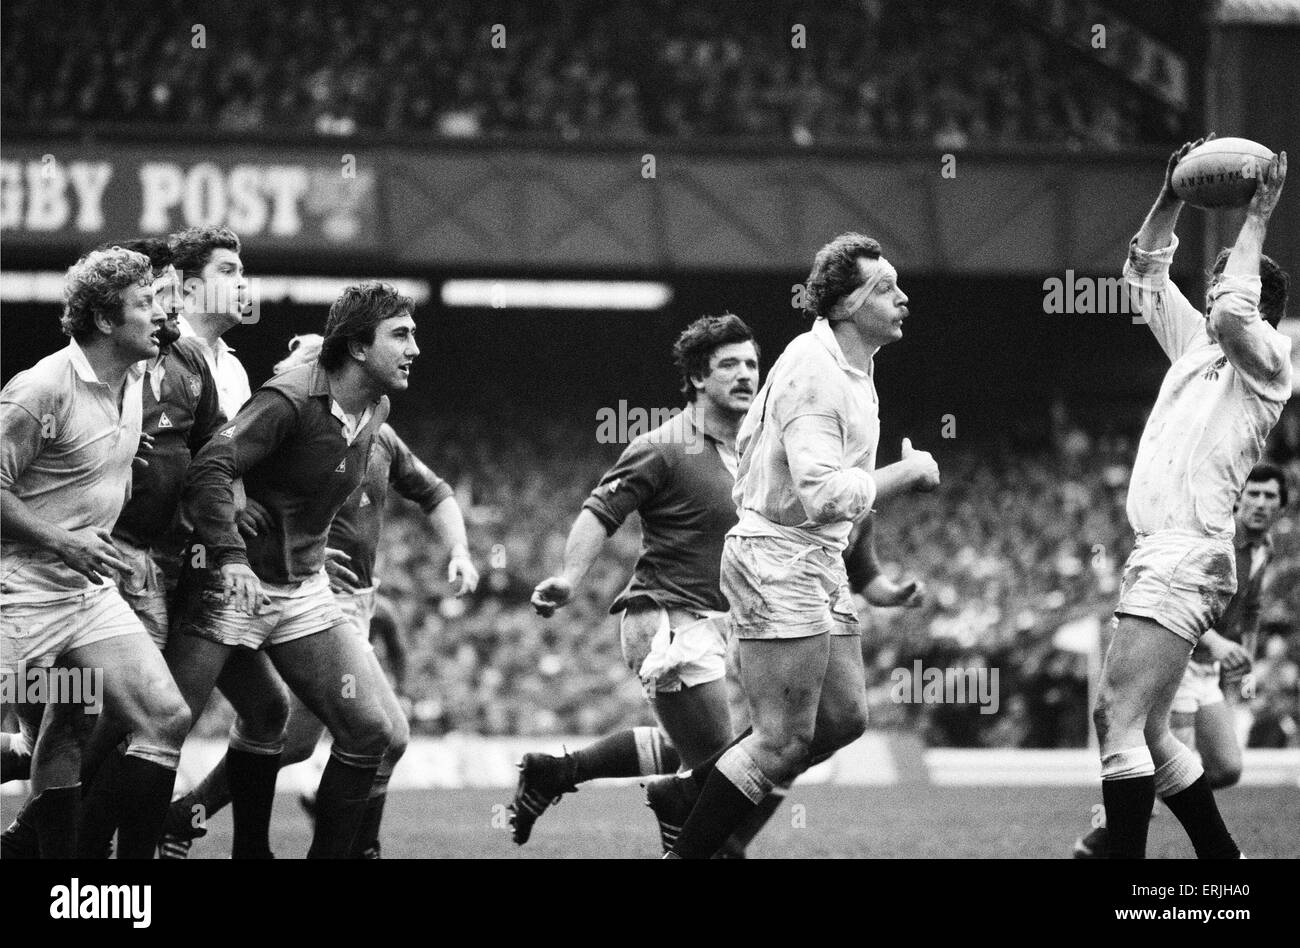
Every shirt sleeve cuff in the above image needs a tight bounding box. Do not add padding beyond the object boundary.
[580,497,622,537]
[1126,233,1178,284]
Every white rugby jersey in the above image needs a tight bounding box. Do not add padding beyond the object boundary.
[1,341,145,599]
[1123,236,1292,541]
[730,317,879,552]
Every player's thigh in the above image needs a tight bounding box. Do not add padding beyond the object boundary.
[1194,701,1242,779]
[1100,615,1192,720]
[282,691,327,765]
[65,630,186,730]
[267,623,390,746]
[724,630,751,734]
[739,635,830,747]
[814,634,868,738]
[217,648,290,739]
[363,647,409,751]
[653,678,732,769]
[163,631,234,718]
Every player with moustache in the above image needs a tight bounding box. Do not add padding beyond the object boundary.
[163,333,478,859]
[665,233,940,859]
[0,247,191,858]
[172,282,419,859]
[1092,141,1290,858]
[513,315,762,849]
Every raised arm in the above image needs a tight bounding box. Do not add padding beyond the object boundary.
[1125,138,1214,360]
[1211,151,1290,387]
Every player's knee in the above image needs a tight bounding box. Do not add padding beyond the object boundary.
[831,703,869,748]
[141,696,192,748]
[330,706,394,757]
[234,692,290,744]
[383,709,410,764]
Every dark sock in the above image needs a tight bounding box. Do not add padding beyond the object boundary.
[673,767,761,860]
[354,784,389,857]
[688,727,752,791]
[307,756,379,859]
[1,803,38,859]
[722,789,785,854]
[1101,775,1155,859]
[1,733,32,783]
[164,790,207,838]
[115,756,178,859]
[227,749,281,859]
[76,749,125,858]
[1162,776,1240,859]
[571,731,646,782]
[32,785,80,859]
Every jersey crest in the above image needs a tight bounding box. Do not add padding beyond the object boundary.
[158,412,173,429]
[1202,355,1228,381]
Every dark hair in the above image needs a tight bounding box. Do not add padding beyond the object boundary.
[320,282,414,371]
[803,232,884,321]
[1247,462,1289,508]
[167,226,241,278]
[1210,248,1289,328]
[672,313,759,401]
[60,248,154,342]
[96,237,172,274]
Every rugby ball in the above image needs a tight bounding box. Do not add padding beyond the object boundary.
[1171,137,1275,209]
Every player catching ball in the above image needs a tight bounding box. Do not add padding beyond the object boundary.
[1093,140,1290,858]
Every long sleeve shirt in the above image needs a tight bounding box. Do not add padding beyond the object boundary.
[183,361,389,584]
[113,336,226,549]
[730,317,879,552]
[327,424,454,589]
[1123,236,1292,541]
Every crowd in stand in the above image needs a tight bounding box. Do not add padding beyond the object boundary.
[337,407,1298,749]
[4,0,1185,150]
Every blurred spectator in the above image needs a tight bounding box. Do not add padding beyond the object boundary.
[2,0,1187,150]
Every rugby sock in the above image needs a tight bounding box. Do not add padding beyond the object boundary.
[1,805,39,859]
[226,748,282,859]
[307,750,380,859]
[571,727,680,782]
[1,731,33,783]
[32,784,80,859]
[687,727,753,791]
[76,748,125,858]
[116,754,179,859]
[1100,746,1155,859]
[717,790,785,857]
[353,748,406,858]
[672,744,772,860]
[1161,776,1240,859]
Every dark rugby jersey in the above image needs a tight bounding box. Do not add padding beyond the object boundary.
[113,337,225,549]
[328,424,454,588]
[582,405,736,614]
[1191,530,1272,663]
[183,362,388,584]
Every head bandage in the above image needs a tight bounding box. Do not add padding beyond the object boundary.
[832,260,897,321]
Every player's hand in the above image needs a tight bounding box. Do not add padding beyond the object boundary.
[864,575,925,608]
[448,551,479,597]
[1208,636,1252,676]
[236,497,273,539]
[219,562,268,615]
[323,546,360,592]
[530,576,573,617]
[1160,134,1214,203]
[132,432,155,473]
[55,527,132,584]
[901,438,940,492]
[1247,150,1286,222]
